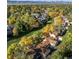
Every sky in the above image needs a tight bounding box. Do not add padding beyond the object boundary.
[8,0,72,2]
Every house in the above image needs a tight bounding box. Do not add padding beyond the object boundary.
[61,15,69,27]
[31,13,40,19]
[31,12,48,25]
[7,25,14,37]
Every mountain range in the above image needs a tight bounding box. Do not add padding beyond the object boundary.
[7,0,71,5]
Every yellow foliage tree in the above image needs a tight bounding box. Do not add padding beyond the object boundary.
[54,16,63,26]
[43,24,55,34]
[10,6,15,13]
[48,12,59,18]
[8,17,16,25]
[12,27,19,36]
[19,36,33,47]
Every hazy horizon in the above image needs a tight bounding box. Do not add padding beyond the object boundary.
[8,0,72,2]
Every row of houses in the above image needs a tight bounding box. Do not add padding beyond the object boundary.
[26,15,71,59]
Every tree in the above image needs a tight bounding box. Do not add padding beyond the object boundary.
[8,17,16,25]
[43,24,54,33]
[13,20,27,36]
[19,36,33,47]
[7,43,18,59]
[48,11,59,18]
[12,27,19,36]
[54,16,63,26]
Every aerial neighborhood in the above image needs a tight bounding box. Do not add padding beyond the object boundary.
[7,3,72,59]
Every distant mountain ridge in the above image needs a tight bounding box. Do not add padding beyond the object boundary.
[8,0,71,2]
[7,0,72,5]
